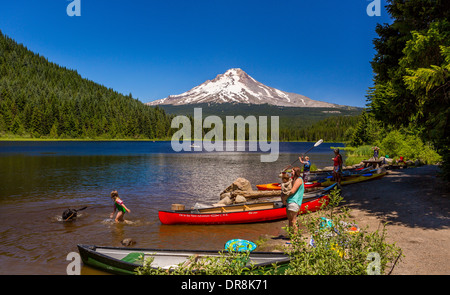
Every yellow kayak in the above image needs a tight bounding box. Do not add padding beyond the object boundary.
[320,172,387,187]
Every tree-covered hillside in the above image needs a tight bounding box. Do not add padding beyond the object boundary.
[160,103,362,142]
[367,0,449,179]
[0,31,173,139]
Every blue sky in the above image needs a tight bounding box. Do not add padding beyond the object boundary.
[0,0,392,107]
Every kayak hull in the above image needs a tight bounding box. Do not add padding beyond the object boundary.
[256,181,322,191]
[256,171,387,190]
[320,172,387,187]
[255,182,281,190]
[158,195,329,225]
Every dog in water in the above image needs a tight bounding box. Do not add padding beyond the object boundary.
[62,206,87,221]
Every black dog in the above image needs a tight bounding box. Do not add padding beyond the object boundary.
[62,206,87,221]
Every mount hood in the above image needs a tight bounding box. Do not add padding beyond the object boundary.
[147,68,340,108]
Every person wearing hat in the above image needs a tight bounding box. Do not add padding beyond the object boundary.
[299,156,311,182]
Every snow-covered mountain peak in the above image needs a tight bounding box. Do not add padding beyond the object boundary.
[147,69,339,108]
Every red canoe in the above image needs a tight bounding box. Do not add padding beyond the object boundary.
[158,195,330,225]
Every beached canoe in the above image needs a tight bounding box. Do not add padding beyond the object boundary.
[77,244,291,275]
[319,171,387,187]
[158,185,336,225]
[256,181,322,191]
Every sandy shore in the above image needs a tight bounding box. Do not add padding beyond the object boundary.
[259,165,450,275]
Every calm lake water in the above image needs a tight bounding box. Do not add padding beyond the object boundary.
[0,141,345,274]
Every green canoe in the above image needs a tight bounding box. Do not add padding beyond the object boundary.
[77,244,291,275]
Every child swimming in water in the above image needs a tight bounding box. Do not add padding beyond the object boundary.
[110,190,131,223]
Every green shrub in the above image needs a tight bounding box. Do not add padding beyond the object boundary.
[350,145,374,157]
[284,189,402,275]
[343,145,374,166]
[135,249,277,275]
[379,130,441,164]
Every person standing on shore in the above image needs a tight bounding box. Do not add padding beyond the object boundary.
[372,146,380,160]
[299,156,311,182]
[332,149,343,186]
[285,167,304,233]
[110,190,131,223]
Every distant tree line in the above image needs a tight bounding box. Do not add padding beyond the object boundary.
[279,115,359,142]
[167,113,359,142]
[160,104,361,143]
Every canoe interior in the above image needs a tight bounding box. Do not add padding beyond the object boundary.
[84,245,290,270]
[169,183,336,215]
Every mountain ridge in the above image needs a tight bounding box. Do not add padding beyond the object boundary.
[147,68,347,108]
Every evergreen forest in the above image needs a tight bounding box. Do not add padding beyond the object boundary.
[0,31,173,140]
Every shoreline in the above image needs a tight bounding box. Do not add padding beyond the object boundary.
[0,137,336,143]
[0,137,170,142]
[257,165,450,274]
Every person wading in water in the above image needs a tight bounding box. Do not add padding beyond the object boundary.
[110,190,131,223]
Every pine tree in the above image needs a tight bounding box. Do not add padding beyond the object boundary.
[49,120,59,138]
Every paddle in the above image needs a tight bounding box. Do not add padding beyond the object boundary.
[63,206,88,221]
[282,139,323,172]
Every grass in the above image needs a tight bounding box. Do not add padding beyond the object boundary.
[331,145,375,166]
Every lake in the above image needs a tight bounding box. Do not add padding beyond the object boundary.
[0,141,345,274]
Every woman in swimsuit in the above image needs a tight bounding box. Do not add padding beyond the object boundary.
[285,167,304,233]
[110,190,131,223]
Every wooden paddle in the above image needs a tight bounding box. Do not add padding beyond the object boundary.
[282,139,324,172]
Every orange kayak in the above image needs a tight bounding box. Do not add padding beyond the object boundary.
[255,183,281,190]
[256,181,322,191]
